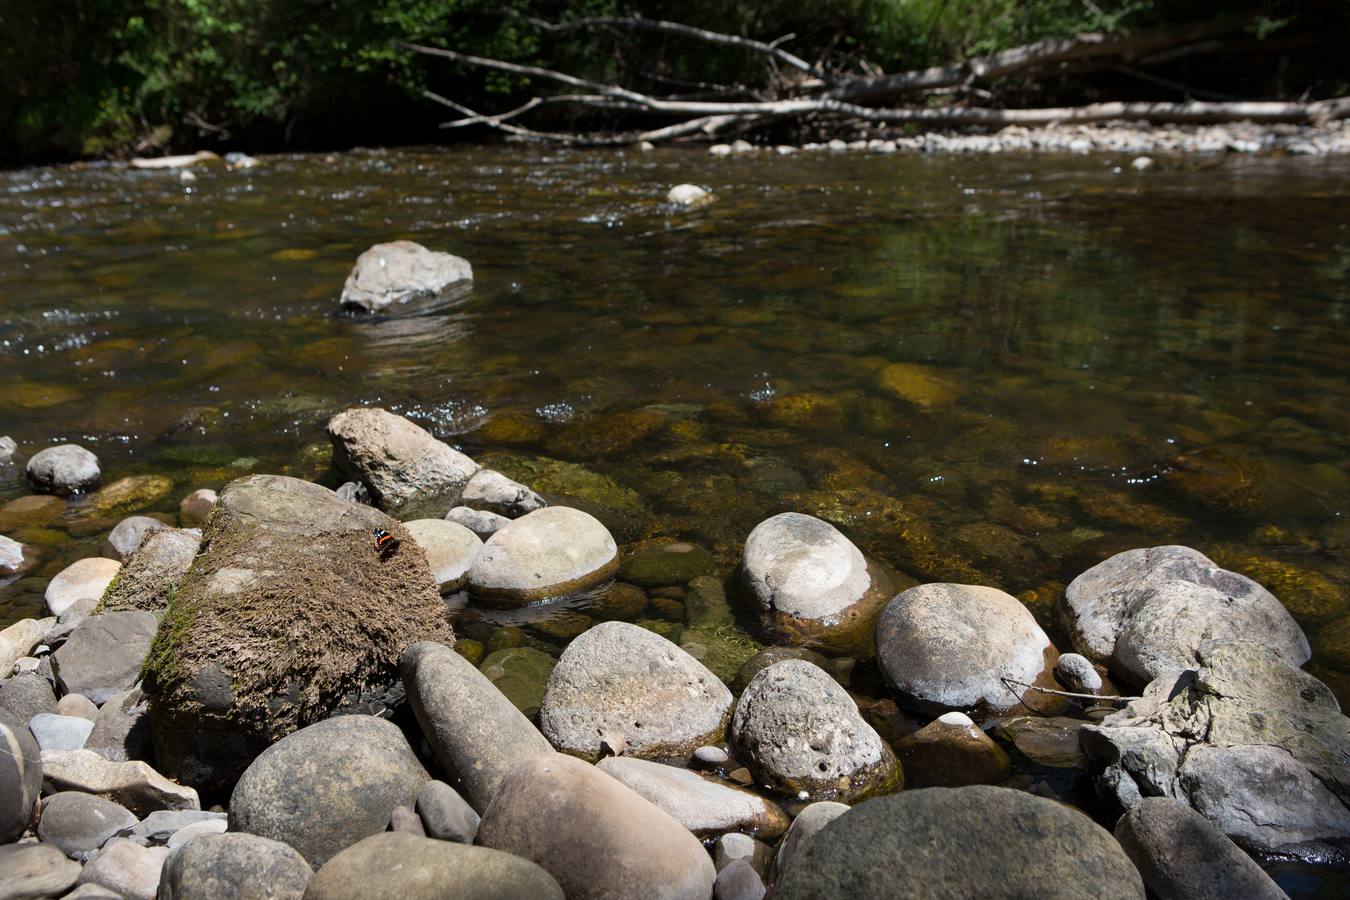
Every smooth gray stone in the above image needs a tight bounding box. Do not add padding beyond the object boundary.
[28,713,94,752]
[38,791,137,859]
[0,842,81,899]
[158,832,313,900]
[415,780,479,844]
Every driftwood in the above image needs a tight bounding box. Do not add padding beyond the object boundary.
[403,15,1350,145]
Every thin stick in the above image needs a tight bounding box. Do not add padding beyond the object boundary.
[1001,677,1138,703]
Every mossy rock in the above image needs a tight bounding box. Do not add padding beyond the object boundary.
[480,647,556,718]
[480,452,649,543]
[634,618,683,643]
[76,475,174,518]
[619,540,716,588]
[759,392,847,430]
[1312,615,1350,670]
[1209,550,1348,624]
[876,363,961,409]
[142,474,454,793]
[544,408,669,459]
[679,624,763,684]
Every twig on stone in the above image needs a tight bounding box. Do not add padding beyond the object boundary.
[1001,676,1139,704]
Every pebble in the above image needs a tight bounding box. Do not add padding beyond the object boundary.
[667,184,713,207]
[101,515,166,561]
[715,831,772,875]
[158,832,313,900]
[56,693,100,721]
[715,858,767,900]
[694,745,731,768]
[1054,652,1103,693]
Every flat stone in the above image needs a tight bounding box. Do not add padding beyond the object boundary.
[305,832,563,900]
[467,506,619,604]
[596,756,789,838]
[327,407,479,516]
[165,817,228,848]
[38,791,137,858]
[415,780,479,843]
[45,558,121,616]
[1,707,43,842]
[52,611,158,704]
[1115,796,1288,900]
[402,518,481,592]
[401,641,553,813]
[77,838,169,900]
[876,583,1061,717]
[100,516,166,561]
[339,240,473,314]
[540,621,732,761]
[27,444,101,496]
[731,660,900,802]
[460,468,546,518]
[0,843,81,899]
[228,714,429,867]
[28,713,94,752]
[774,786,1145,899]
[40,749,199,816]
[158,832,313,900]
[477,754,715,900]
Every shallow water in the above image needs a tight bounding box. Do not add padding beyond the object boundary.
[1,145,1348,885]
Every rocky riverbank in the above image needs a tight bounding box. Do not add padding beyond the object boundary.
[1,243,1345,898]
[1,398,1343,898]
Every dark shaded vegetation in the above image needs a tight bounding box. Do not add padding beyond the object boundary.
[3,0,1346,163]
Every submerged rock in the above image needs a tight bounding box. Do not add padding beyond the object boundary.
[740,512,892,654]
[401,641,553,812]
[142,475,454,792]
[477,754,716,900]
[479,647,555,719]
[306,831,563,900]
[773,785,1144,899]
[876,362,962,409]
[1062,546,1309,686]
[730,659,900,802]
[621,540,716,588]
[876,583,1062,717]
[27,444,101,495]
[667,184,712,207]
[229,715,429,868]
[466,506,619,604]
[327,407,479,517]
[481,452,649,543]
[540,621,733,761]
[1081,640,1350,858]
[339,240,473,313]
[0,534,37,577]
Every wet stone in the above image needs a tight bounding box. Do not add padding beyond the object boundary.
[27,444,101,496]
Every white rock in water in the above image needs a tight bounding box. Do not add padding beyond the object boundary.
[128,151,220,170]
[467,507,618,604]
[27,444,101,496]
[1131,156,1154,171]
[636,141,655,152]
[340,241,473,313]
[666,184,712,207]
[708,144,732,157]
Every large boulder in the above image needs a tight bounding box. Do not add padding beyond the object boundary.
[339,240,473,314]
[540,621,733,761]
[596,756,789,838]
[730,660,901,802]
[304,832,564,900]
[45,557,121,616]
[876,583,1062,717]
[229,715,429,868]
[98,527,199,612]
[466,506,619,605]
[1062,546,1309,686]
[477,754,716,900]
[2,706,42,842]
[26,444,101,495]
[141,475,454,791]
[1114,797,1288,900]
[739,512,892,653]
[1081,640,1350,858]
[326,408,479,517]
[400,641,554,813]
[773,786,1145,899]
[158,832,313,900]
[52,611,159,704]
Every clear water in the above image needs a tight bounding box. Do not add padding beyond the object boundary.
[1,145,1347,888]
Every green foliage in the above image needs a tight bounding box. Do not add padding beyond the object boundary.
[0,0,1342,163]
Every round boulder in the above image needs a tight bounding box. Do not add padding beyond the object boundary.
[467,506,619,605]
[38,792,138,859]
[1062,546,1309,686]
[539,621,732,761]
[45,557,121,616]
[730,659,900,802]
[774,785,1146,899]
[228,715,429,867]
[27,444,101,495]
[305,832,562,900]
[740,512,891,653]
[477,754,715,900]
[0,534,38,577]
[402,518,482,592]
[159,832,313,900]
[876,583,1061,717]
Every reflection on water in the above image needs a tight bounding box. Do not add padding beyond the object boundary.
[1,146,1348,689]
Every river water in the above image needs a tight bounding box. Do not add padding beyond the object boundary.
[1,145,1348,888]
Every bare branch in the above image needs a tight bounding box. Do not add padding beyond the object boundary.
[1002,677,1138,704]
[522,14,828,81]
